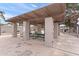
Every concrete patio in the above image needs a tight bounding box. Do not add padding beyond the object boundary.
[0,32,79,56]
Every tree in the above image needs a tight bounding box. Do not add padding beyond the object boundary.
[65,3,79,32]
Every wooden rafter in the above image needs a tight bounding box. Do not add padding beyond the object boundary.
[7,3,66,23]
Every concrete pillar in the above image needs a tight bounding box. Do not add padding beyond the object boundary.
[0,25,1,35]
[34,25,38,32]
[13,22,17,37]
[54,23,59,38]
[45,17,54,47]
[77,26,79,37]
[58,24,60,36]
[19,22,23,37]
[37,24,42,33]
[23,20,30,40]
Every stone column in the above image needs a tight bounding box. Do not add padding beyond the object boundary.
[34,25,38,32]
[0,25,1,35]
[19,22,23,37]
[54,22,59,39]
[77,26,79,37]
[58,24,60,36]
[37,24,42,33]
[23,20,30,40]
[13,22,17,37]
[45,17,54,47]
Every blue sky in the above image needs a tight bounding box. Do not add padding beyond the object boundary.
[0,3,49,24]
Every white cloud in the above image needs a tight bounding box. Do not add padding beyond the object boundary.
[31,4,37,7]
[5,4,34,13]
[14,4,34,10]
[4,14,15,19]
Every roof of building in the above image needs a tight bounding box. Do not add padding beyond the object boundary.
[7,3,66,24]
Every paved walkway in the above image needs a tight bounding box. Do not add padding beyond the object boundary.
[0,33,79,56]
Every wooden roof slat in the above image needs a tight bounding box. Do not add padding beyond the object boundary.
[7,3,66,23]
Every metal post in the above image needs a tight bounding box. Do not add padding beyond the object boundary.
[77,18,79,37]
[77,26,79,37]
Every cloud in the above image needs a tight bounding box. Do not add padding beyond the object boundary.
[31,4,38,7]
[4,14,15,19]
[0,13,14,24]
[16,4,32,9]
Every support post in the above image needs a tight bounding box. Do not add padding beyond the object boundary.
[0,25,1,35]
[37,24,42,33]
[13,22,17,37]
[23,20,30,40]
[58,24,60,36]
[45,17,54,47]
[54,22,59,39]
[77,26,79,37]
